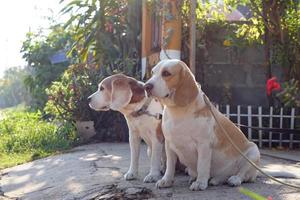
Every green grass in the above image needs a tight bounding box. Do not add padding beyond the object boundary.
[0,152,49,170]
[0,107,77,169]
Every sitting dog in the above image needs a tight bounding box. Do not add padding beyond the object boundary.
[88,74,164,183]
[144,59,260,190]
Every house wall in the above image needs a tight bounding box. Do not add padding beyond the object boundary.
[196,37,285,106]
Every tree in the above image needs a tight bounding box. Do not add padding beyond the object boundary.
[60,0,142,78]
[0,67,30,108]
[21,24,77,109]
[227,0,300,80]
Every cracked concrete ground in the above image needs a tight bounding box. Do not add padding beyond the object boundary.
[0,143,300,200]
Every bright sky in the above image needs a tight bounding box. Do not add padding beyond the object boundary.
[0,0,65,77]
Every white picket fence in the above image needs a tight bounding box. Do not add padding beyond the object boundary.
[216,105,300,149]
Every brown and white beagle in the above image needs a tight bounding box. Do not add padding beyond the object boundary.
[88,74,164,183]
[145,59,260,190]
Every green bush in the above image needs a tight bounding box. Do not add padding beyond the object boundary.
[21,25,77,110]
[0,109,77,168]
[44,63,132,142]
[277,79,300,108]
[45,64,101,121]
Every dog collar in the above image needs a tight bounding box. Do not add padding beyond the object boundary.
[130,98,162,120]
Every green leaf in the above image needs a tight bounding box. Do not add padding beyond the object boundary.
[239,187,267,200]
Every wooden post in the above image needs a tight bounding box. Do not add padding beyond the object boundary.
[160,0,182,60]
[269,107,273,148]
[237,105,241,128]
[258,106,263,148]
[141,0,151,79]
[290,108,295,149]
[189,0,196,75]
[247,106,252,140]
[226,105,230,118]
[279,108,283,147]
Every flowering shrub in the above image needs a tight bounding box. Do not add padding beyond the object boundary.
[45,64,101,121]
[45,63,129,142]
[277,79,300,107]
[266,77,281,97]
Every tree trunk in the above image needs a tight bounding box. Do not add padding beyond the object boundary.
[262,0,272,79]
[127,0,142,77]
[189,0,196,75]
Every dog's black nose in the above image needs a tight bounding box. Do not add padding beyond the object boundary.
[144,83,153,93]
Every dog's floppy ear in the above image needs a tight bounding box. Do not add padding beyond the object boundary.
[110,78,132,110]
[173,62,198,106]
[129,80,145,104]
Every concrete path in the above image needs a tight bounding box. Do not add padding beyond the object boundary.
[1,143,300,200]
[261,149,300,162]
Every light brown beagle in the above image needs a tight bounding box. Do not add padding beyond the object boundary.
[89,74,164,183]
[145,59,260,191]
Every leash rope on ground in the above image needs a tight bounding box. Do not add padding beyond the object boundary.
[203,94,300,190]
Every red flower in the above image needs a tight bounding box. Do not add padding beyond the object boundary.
[266,76,281,96]
[267,196,273,200]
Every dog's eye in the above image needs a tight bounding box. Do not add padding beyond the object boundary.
[99,86,104,91]
[162,70,171,77]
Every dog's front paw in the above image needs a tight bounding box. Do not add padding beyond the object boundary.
[189,179,208,191]
[124,171,138,181]
[188,177,196,185]
[156,178,173,189]
[227,175,242,187]
[143,173,161,183]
